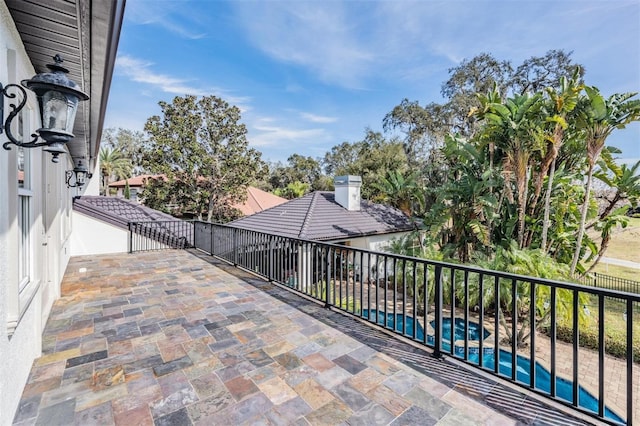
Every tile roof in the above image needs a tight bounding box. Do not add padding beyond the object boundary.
[231,186,287,216]
[73,195,181,230]
[229,191,414,241]
[108,174,165,188]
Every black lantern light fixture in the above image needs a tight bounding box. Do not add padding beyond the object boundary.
[1,54,89,163]
[65,160,91,188]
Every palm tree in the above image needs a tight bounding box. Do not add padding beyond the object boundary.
[569,88,640,276]
[538,70,583,252]
[475,90,545,248]
[373,170,421,218]
[99,147,132,195]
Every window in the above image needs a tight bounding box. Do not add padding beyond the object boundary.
[17,110,33,294]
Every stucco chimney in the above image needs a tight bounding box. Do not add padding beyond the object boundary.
[334,175,362,211]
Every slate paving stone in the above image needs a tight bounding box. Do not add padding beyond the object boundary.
[333,354,367,375]
[274,352,303,370]
[224,375,259,401]
[155,407,192,426]
[244,348,274,368]
[332,382,371,411]
[65,350,108,368]
[304,399,352,425]
[34,398,76,426]
[12,395,41,424]
[389,405,438,426]
[152,356,194,377]
[74,401,114,426]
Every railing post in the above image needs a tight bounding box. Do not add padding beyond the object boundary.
[128,222,134,253]
[433,265,443,359]
[233,228,239,266]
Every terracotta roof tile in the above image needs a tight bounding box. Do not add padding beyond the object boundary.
[232,187,287,216]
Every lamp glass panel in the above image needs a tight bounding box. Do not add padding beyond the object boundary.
[65,97,79,133]
[41,91,69,132]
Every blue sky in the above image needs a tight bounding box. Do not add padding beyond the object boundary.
[104,0,640,164]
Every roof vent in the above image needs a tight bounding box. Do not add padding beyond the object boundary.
[334,175,362,211]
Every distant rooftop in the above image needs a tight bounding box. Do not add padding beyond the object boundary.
[108,174,165,188]
[231,186,287,216]
[73,196,180,230]
[230,191,414,241]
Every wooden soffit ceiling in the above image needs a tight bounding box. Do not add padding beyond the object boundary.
[5,0,125,170]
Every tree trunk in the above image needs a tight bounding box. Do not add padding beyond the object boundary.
[541,158,557,253]
[570,164,595,276]
[584,234,611,274]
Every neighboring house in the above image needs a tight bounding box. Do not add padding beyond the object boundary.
[109,174,164,201]
[71,196,187,256]
[230,175,415,286]
[0,2,124,424]
[109,175,287,216]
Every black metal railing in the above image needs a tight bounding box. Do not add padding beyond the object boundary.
[580,272,640,295]
[128,220,194,252]
[191,221,638,425]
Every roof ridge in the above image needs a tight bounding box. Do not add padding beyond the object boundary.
[298,192,319,238]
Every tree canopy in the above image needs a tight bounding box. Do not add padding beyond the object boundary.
[141,95,266,222]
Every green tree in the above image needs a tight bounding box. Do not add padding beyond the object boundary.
[537,70,583,252]
[141,95,266,222]
[474,90,545,248]
[323,130,408,200]
[102,127,146,173]
[274,181,311,199]
[99,147,132,196]
[570,88,640,275]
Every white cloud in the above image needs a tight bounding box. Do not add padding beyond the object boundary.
[248,124,326,148]
[233,2,376,89]
[115,55,253,108]
[125,0,207,39]
[300,112,338,124]
[116,55,206,95]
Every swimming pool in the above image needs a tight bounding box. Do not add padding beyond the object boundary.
[362,309,624,423]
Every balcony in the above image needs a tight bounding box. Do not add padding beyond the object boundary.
[12,222,638,425]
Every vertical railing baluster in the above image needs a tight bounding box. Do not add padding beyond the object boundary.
[450,269,455,355]
[423,263,428,346]
[529,281,536,389]
[479,273,484,369]
[511,278,517,382]
[494,276,500,374]
[412,261,417,340]
[463,270,469,361]
[627,299,633,426]
[433,265,443,359]
[598,294,605,418]
[572,289,579,408]
[550,287,557,397]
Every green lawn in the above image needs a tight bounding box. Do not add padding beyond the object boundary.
[587,216,640,281]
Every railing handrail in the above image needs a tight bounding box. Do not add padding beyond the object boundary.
[208,220,640,301]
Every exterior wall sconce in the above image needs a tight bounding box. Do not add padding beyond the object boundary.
[65,160,91,188]
[1,55,89,163]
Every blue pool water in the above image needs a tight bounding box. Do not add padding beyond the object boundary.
[362,309,624,423]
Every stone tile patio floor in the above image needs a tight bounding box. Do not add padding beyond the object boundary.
[12,250,597,426]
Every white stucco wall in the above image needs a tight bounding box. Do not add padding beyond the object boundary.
[1,5,43,423]
[71,210,129,255]
[0,5,77,422]
[346,232,409,282]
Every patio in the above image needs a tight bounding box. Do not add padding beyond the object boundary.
[13,250,594,425]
